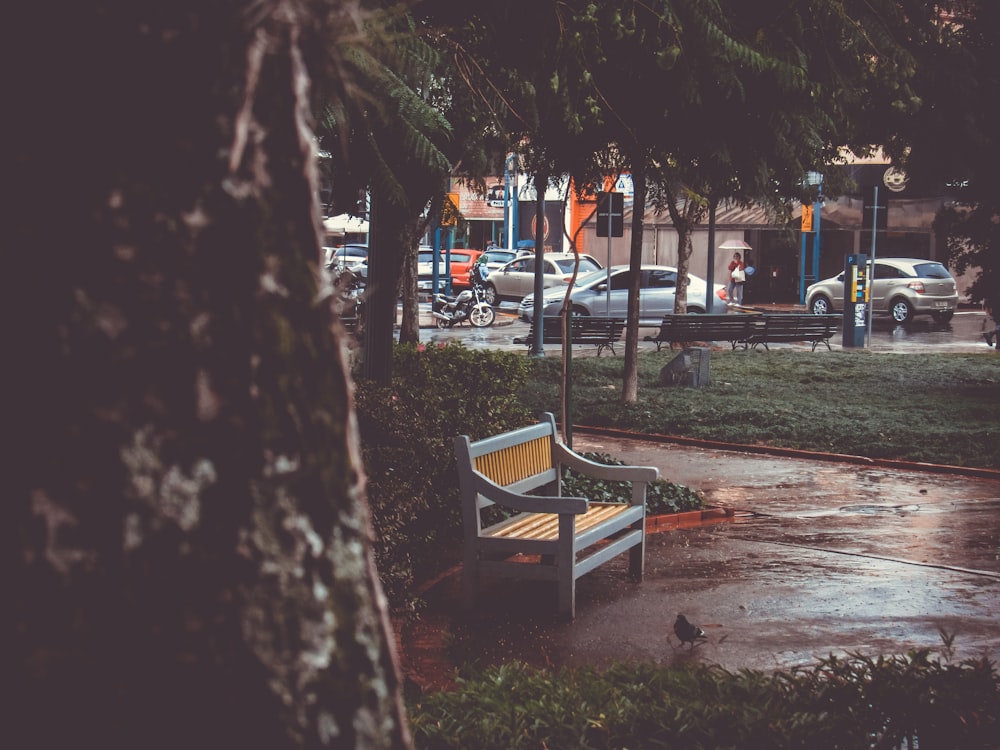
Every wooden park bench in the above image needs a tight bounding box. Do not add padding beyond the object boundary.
[454,413,659,619]
[514,315,625,356]
[643,313,760,351]
[747,314,840,351]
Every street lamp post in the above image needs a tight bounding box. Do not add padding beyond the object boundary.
[799,172,823,304]
[503,154,519,249]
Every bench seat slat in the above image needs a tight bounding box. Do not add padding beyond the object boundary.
[486,503,634,542]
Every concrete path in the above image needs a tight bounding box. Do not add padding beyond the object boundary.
[399,434,1000,691]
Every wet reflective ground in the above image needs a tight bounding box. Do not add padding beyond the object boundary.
[401,306,999,689]
[418,305,998,355]
[406,437,1000,687]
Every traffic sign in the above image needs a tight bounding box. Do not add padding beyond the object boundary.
[596,191,624,237]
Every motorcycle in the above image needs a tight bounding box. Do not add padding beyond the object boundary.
[431,264,496,329]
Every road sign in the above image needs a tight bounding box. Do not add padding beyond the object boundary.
[441,191,461,226]
[596,191,624,237]
[862,185,888,231]
[801,203,814,232]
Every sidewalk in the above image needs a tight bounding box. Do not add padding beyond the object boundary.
[398,433,1000,692]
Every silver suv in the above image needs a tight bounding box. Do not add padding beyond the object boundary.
[806,257,958,323]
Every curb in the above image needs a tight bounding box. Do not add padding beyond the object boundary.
[572,425,1000,481]
[646,506,737,532]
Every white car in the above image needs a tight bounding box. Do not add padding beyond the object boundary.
[479,248,517,273]
[324,244,368,283]
[518,265,729,322]
[483,252,603,305]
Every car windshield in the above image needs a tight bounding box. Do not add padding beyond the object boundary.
[912,262,952,279]
[418,252,439,263]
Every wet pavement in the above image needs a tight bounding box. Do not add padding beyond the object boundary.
[400,434,1000,691]
[397,304,999,691]
[417,304,998,355]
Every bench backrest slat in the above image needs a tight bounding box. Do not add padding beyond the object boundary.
[474,434,552,486]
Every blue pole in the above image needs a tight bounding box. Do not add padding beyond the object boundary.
[799,230,808,303]
[433,227,441,296]
[811,198,821,298]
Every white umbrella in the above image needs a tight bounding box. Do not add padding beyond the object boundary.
[323,213,369,234]
[718,239,752,251]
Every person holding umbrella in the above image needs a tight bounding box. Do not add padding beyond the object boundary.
[727,251,746,306]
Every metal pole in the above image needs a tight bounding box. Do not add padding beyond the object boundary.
[706,200,716,310]
[866,186,879,348]
[606,200,612,313]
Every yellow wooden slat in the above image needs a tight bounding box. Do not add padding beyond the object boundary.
[475,435,550,485]
[489,504,632,542]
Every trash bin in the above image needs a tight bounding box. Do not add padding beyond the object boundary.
[659,346,710,388]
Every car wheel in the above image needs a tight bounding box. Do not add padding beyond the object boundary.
[688,307,706,314]
[809,296,833,315]
[483,283,499,306]
[890,298,914,323]
[469,305,496,327]
[570,305,590,317]
[931,310,954,323]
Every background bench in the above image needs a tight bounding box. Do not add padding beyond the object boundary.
[454,412,658,619]
[747,314,840,351]
[644,314,759,351]
[514,316,624,356]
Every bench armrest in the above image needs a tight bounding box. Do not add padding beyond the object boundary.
[472,472,589,514]
[552,442,660,483]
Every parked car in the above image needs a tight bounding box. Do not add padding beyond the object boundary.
[324,243,368,283]
[447,249,484,289]
[805,257,958,323]
[517,265,728,322]
[479,248,517,273]
[483,252,603,305]
[415,246,442,295]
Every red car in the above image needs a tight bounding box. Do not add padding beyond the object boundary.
[447,249,484,290]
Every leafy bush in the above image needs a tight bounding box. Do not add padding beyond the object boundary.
[563,452,705,515]
[408,652,1000,749]
[354,343,532,610]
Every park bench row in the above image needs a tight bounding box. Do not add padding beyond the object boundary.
[644,313,841,352]
[513,313,840,354]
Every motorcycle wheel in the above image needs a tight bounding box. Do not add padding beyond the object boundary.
[469,304,496,327]
[435,316,452,330]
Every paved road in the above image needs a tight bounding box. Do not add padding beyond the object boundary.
[418,305,997,355]
[404,436,1000,690]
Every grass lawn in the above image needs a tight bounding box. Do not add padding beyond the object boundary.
[520,349,1000,469]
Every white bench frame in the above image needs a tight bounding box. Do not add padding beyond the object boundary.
[454,413,659,619]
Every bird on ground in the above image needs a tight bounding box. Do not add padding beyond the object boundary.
[674,613,708,647]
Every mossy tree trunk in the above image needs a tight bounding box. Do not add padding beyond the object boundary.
[6,2,411,748]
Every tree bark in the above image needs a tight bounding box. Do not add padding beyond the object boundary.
[622,163,648,403]
[6,2,411,748]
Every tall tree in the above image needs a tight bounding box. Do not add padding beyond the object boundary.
[883,0,1000,300]
[317,7,453,379]
[6,2,411,747]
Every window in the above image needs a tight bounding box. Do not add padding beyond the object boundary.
[646,269,677,289]
[609,271,633,290]
[913,262,951,279]
[874,263,904,280]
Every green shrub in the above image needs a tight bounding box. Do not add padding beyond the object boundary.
[408,653,1000,749]
[354,343,532,610]
[563,452,705,515]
